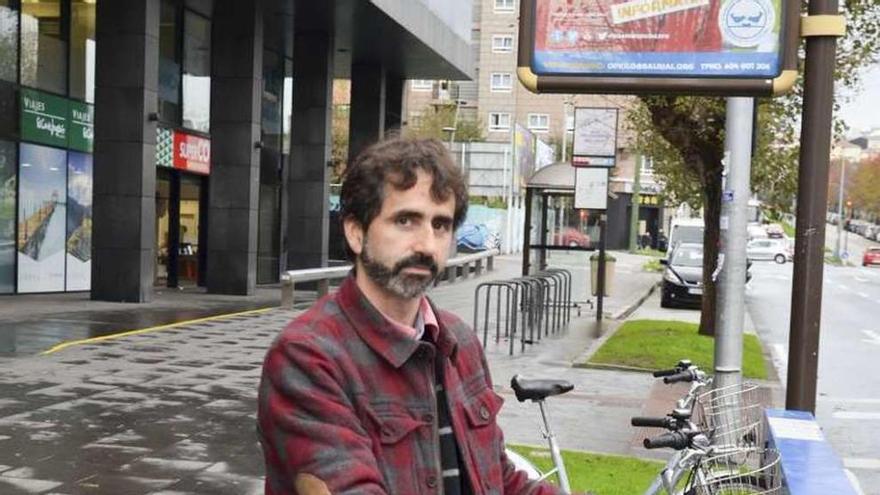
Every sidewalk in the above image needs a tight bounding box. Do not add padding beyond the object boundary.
[0,252,661,494]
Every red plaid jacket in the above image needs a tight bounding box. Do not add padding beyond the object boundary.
[258,275,561,495]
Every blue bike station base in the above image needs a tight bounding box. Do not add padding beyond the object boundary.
[765,409,858,494]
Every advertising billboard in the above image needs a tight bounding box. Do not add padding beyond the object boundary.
[0,140,13,293]
[17,143,67,293]
[517,0,798,96]
[66,152,92,291]
[532,0,782,78]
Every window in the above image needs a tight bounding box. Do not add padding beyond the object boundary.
[488,112,511,132]
[0,1,18,82]
[527,113,549,132]
[158,0,181,124]
[70,0,96,102]
[182,10,211,133]
[20,0,67,95]
[490,72,512,92]
[494,0,515,12]
[410,80,433,92]
[492,35,514,53]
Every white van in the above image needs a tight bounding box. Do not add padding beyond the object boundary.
[668,218,705,255]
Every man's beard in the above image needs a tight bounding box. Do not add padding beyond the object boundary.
[360,238,439,299]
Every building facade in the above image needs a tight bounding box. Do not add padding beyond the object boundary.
[0,0,473,300]
[402,0,668,250]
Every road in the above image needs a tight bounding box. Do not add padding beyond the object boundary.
[827,221,880,265]
[746,258,880,494]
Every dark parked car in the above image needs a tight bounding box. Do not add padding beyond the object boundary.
[660,243,752,309]
[661,243,705,309]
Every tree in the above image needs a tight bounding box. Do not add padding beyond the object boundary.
[849,155,880,219]
[404,104,485,143]
[627,0,880,336]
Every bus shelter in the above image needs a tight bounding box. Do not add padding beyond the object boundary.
[521,162,602,276]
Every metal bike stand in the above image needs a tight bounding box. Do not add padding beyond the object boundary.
[544,268,573,326]
[473,281,517,351]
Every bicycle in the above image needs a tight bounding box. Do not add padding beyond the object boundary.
[632,362,782,494]
[506,374,575,494]
[506,361,782,494]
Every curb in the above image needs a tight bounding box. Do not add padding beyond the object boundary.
[610,280,660,320]
[572,362,655,373]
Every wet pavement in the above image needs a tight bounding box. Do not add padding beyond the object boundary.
[0,253,665,494]
[0,286,282,356]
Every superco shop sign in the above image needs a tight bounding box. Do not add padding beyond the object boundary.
[173,131,211,175]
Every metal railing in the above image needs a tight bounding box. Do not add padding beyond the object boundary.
[473,268,574,355]
[280,249,500,308]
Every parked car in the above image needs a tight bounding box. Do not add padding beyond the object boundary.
[660,243,704,309]
[863,247,880,267]
[747,238,792,264]
[765,224,785,238]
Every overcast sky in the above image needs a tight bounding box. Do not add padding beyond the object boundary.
[836,63,880,136]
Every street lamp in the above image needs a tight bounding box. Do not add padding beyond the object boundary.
[561,96,574,162]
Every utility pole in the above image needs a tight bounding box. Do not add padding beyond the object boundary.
[834,157,845,258]
[714,97,754,390]
[787,0,844,413]
[596,214,607,322]
[629,155,642,252]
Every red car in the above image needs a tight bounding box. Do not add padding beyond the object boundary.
[863,247,880,267]
[554,228,591,248]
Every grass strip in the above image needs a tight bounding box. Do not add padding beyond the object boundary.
[584,319,768,380]
[508,445,663,495]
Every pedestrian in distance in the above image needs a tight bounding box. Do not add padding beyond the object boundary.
[257,136,571,494]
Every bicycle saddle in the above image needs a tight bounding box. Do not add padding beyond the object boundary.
[510,375,574,402]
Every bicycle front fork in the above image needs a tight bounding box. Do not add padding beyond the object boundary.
[537,400,571,494]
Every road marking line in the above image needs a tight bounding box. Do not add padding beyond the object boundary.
[845,469,867,495]
[855,276,869,283]
[838,284,851,291]
[819,398,880,405]
[857,291,870,299]
[844,458,880,471]
[832,411,880,420]
[40,307,275,355]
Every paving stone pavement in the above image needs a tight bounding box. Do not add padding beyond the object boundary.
[0,253,662,494]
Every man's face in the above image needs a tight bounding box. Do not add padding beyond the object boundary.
[345,170,456,300]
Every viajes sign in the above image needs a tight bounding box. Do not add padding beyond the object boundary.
[68,101,94,153]
[21,89,67,148]
[20,89,94,152]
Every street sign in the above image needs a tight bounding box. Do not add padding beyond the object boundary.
[516,0,799,96]
[574,167,609,210]
[572,107,618,168]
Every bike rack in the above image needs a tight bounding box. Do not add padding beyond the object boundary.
[473,268,575,355]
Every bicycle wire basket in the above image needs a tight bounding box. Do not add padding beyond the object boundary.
[690,447,783,494]
[693,382,768,450]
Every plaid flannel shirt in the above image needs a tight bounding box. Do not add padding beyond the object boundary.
[258,275,562,495]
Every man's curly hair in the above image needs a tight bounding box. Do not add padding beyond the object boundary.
[339,136,469,260]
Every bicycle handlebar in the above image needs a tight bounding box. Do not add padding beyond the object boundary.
[644,431,691,450]
[663,370,695,384]
[652,368,680,378]
[631,416,672,428]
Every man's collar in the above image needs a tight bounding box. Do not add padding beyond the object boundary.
[337,275,458,368]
